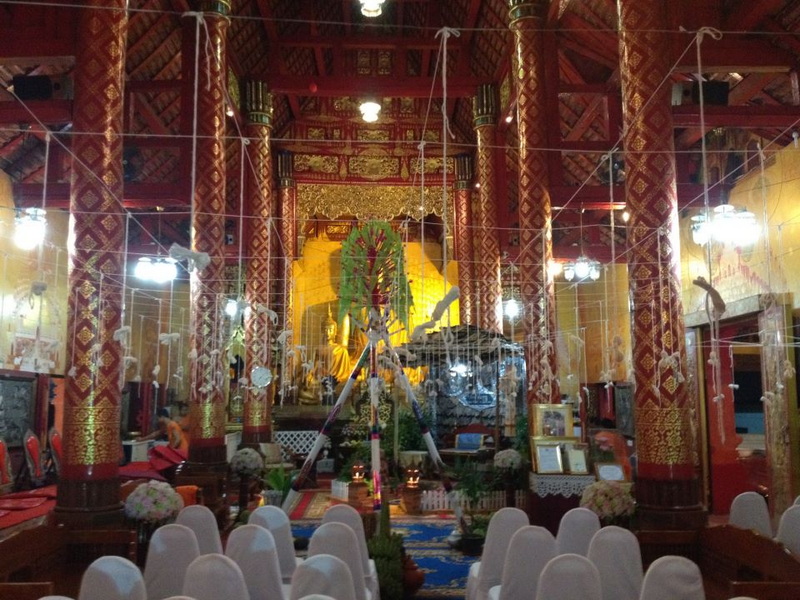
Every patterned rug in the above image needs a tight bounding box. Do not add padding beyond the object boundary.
[292,514,472,600]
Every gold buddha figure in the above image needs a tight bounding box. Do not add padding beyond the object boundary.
[298,305,353,404]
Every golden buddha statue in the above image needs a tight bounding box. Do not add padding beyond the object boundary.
[297,305,353,404]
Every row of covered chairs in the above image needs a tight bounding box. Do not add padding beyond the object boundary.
[728,490,800,554]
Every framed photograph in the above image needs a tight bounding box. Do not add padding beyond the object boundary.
[595,462,626,481]
[566,447,589,474]
[532,404,574,439]
[534,442,564,474]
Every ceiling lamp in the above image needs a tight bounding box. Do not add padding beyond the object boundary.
[690,204,759,247]
[359,0,385,17]
[14,207,46,250]
[563,256,601,282]
[134,256,177,283]
[359,99,381,123]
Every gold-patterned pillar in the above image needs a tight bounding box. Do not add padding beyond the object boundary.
[277,150,296,389]
[57,0,127,524]
[176,3,229,518]
[619,0,702,528]
[242,81,274,446]
[508,0,559,407]
[472,85,503,333]
[454,155,476,325]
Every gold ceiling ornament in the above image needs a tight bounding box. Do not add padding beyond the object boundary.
[294,154,339,175]
[348,155,400,179]
[298,183,453,224]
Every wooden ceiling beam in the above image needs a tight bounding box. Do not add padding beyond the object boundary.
[672,104,800,128]
[564,95,607,141]
[277,36,454,52]
[266,75,483,97]
[675,73,776,149]
[674,37,794,73]
[0,100,72,125]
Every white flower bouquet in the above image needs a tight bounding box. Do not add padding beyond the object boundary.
[580,480,635,522]
[493,448,523,471]
[124,480,184,523]
[230,447,264,478]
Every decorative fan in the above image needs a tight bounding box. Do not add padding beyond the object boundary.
[338,221,413,329]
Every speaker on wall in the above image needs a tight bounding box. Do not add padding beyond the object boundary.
[12,75,54,100]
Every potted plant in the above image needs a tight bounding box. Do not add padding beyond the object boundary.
[450,460,493,555]
[230,447,264,519]
[262,466,292,506]
[124,479,184,564]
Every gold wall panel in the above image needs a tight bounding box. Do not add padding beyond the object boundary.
[294,154,339,175]
[348,156,400,179]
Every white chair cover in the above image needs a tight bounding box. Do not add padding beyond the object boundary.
[161,597,199,600]
[296,596,337,600]
[78,555,146,600]
[775,504,800,555]
[556,507,601,556]
[587,525,643,600]
[322,503,380,600]
[176,505,223,555]
[225,523,290,600]
[794,495,800,505]
[728,491,772,537]
[465,507,528,600]
[182,554,249,600]
[488,525,556,600]
[290,554,357,600]
[535,553,602,600]
[144,523,200,600]
[308,522,372,600]
[639,555,705,600]
[37,597,75,600]
[249,504,303,582]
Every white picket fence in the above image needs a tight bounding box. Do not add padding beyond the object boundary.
[329,480,527,512]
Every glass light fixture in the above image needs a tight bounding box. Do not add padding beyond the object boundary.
[134,256,177,283]
[359,100,381,123]
[503,298,520,320]
[690,204,759,247]
[574,256,591,280]
[14,207,47,250]
[562,257,601,282]
[563,263,576,281]
[359,0,385,17]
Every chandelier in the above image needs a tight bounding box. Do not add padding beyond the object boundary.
[359,100,381,122]
[14,207,47,250]
[563,256,601,282]
[690,204,759,246]
[359,0,386,17]
[134,256,178,283]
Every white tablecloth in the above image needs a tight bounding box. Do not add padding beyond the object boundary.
[529,473,596,498]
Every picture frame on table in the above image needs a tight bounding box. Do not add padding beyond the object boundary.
[534,442,564,474]
[565,446,589,474]
[595,462,626,481]
[531,403,574,439]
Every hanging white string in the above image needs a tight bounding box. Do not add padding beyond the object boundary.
[36,133,51,275]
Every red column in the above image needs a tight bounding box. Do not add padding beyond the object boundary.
[57,0,127,524]
[508,0,559,407]
[472,85,503,333]
[277,151,296,404]
[242,81,274,446]
[176,4,230,516]
[618,0,703,528]
[454,155,476,325]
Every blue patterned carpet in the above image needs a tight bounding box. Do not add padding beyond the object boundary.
[293,516,472,599]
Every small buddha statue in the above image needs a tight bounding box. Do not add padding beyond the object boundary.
[321,306,352,384]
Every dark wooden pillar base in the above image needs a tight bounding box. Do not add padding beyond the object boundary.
[55,478,124,527]
[635,476,707,530]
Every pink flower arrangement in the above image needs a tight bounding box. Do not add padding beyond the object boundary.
[124,480,184,523]
[580,480,635,521]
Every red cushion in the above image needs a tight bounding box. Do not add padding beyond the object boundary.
[25,433,43,478]
[0,442,10,485]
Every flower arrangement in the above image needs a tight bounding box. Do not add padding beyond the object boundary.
[494,448,522,471]
[580,480,635,522]
[124,480,184,523]
[230,447,264,478]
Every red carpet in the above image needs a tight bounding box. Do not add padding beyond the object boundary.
[289,491,316,520]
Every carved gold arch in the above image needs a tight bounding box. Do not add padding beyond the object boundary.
[297,183,453,226]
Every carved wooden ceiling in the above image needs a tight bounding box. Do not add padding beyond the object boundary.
[2,0,800,262]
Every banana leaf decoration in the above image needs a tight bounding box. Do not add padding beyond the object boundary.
[338,221,413,330]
